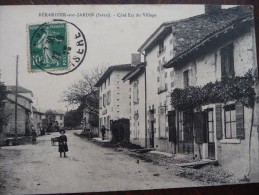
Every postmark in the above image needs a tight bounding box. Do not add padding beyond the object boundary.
[28,19,87,75]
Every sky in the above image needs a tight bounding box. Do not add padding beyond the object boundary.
[0,4,235,112]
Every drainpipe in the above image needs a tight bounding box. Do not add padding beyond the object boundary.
[140,51,147,148]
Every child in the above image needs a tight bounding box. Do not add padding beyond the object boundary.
[58,129,68,158]
[31,130,37,145]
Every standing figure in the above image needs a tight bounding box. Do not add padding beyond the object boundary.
[31,130,37,145]
[101,125,106,140]
[59,129,68,158]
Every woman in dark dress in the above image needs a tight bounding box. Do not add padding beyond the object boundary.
[59,129,68,158]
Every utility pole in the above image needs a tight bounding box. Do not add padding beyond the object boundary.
[15,55,19,140]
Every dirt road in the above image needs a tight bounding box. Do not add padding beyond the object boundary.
[0,130,201,194]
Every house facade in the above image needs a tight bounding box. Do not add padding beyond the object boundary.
[95,64,133,140]
[137,5,259,177]
[122,54,146,147]
[32,107,44,135]
[3,86,33,136]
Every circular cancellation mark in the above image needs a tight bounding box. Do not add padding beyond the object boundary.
[29,19,87,75]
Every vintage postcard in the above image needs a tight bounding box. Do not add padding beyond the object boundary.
[0,4,258,194]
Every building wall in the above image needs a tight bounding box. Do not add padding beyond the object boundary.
[33,112,43,135]
[171,27,258,178]
[145,32,179,150]
[130,72,146,148]
[99,70,131,140]
[4,100,28,135]
[55,114,64,128]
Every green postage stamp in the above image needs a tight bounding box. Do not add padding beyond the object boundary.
[28,23,68,71]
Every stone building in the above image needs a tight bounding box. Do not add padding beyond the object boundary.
[32,107,44,135]
[95,64,133,140]
[122,54,146,147]
[137,5,258,178]
[3,86,33,136]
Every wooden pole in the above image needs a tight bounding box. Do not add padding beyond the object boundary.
[15,55,19,140]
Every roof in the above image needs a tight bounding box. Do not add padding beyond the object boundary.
[6,98,31,112]
[94,64,133,87]
[7,85,33,94]
[7,92,33,103]
[32,106,44,114]
[138,6,253,68]
[122,62,146,82]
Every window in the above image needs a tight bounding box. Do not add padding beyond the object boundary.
[158,41,165,55]
[104,80,106,89]
[99,97,102,109]
[208,109,214,143]
[103,94,106,107]
[60,115,62,120]
[221,43,235,79]
[133,81,139,103]
[178,112,184,141]
[170,71,174,78]
[157,77,160,82]
[106,91,111,105]
[183,70,189,88]
[157,66,160,72]
[165,72,167,78]
[100,85,102,92]
[108,76,110,86]
[171,81,174,88]
[224,104,236,139]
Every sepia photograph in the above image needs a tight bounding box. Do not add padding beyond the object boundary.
[0,3,258,194]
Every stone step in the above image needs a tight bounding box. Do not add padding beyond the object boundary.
[175,160,218,168]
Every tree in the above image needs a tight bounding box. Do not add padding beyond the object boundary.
[61,67,106,126]
[64,109,83,128]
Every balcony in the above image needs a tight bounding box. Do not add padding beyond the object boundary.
[157,85,168,94]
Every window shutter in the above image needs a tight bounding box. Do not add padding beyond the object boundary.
[215,104,223,140]
[133,82,138,103]
[203,111,208,143]
[236,101,245,139]
[168,111,176,143]
[194,112,203,144]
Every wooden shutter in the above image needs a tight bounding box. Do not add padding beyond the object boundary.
[215,104,223,140]
[194,111,207,144]
[194,112,203,144]
[236,101,245,139]
[133,82,138,103]
[168,111,176,143]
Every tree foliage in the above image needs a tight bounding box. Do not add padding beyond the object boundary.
[171,70,256,111]
[61,67,106,127]
[111,118,130,143]
[62,67,106,115]
[64,109,83,128]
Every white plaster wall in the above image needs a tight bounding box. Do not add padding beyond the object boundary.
[99,70,131,130]
[130,72,146,146]
[146,33,174,140]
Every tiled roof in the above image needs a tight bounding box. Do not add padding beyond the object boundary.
[94,64,133,87]
[138,6,253,68]
[169,6,252,61]
[122,62,146,82]
[7,85,33,94]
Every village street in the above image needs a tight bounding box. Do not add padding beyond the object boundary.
[0,130,201,194]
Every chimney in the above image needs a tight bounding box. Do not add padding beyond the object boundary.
[131,53,141,67]
[205,5,222,14]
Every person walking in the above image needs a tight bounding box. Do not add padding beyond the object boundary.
[101,125,106,140]
[58,129,68,158]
